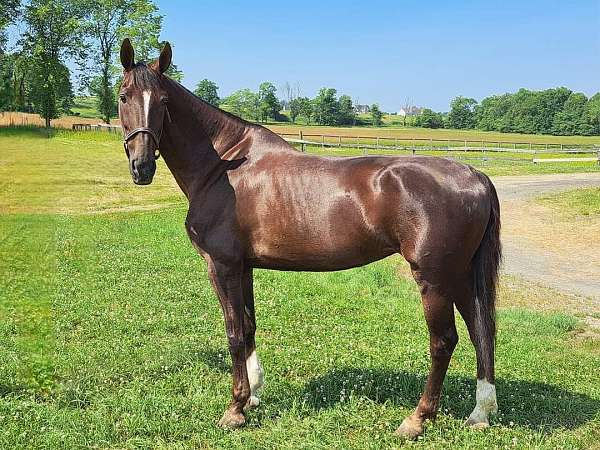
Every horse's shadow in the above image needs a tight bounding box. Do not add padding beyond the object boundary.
[199,351,598,433]
[297,367,598,432]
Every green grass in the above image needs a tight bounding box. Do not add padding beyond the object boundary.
[0,127,599,448]
[538,188,600,218]
[71,96,104,120]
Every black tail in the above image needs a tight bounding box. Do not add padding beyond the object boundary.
[472,173,502,382]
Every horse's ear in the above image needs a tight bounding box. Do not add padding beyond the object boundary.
[154,42,172,74]
[120,38,135,71]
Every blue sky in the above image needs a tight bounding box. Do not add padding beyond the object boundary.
[155,0,599,111]
[8,0,600,111]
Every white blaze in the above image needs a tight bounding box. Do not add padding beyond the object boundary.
[142,90,151,126]
[245,350,264,407]
[466,378,498,426]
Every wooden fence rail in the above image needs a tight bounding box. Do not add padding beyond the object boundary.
[69,123,600,164]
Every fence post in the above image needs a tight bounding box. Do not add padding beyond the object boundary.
[321,134,325,148]
[300,130,305,152]
[429,138,433,151]
[338,135,342,148]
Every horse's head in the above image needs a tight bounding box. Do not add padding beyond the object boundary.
[119,38,172,185]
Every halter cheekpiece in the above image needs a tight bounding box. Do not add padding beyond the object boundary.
[123,106,171,160]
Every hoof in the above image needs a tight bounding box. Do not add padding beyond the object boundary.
[244,395,260,411]
[217,409,246,429]
[465,406,492,429]
[395,415,424,439]
[467,420,490,430]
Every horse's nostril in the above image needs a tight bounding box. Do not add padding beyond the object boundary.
[131,159,139,177]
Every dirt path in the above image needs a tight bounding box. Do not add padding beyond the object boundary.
[492,172,600,304]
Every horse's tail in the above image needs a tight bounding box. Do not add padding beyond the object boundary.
[472,173,502,382]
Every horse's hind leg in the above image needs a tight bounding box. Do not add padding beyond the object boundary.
[242,267,264,409]
[396,272,458,439]
[455,285,498,428]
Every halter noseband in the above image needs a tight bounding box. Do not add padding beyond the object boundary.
[123,106,171,160]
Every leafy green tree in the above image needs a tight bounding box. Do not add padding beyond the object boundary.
[118,0,183,81]
[448,96,477,129]
[552,92,592,135]
[338,94,355,125]
[22,0,82,128]
[312,88,339,125]
[475,94,512,132]
[415,108,444,129]
[258,81,280,122]
[194,78,220,106]
[28,58,73,123]
[0,0,20,54]
[370,103,383,126]
[585,93,600,135]
[222,88,259,121]
[118,0,160,62]
[81,0,130,124]
[89,74,117,121]
[289,96,311,124]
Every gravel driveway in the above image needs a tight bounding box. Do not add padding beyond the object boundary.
[492,172,600,302]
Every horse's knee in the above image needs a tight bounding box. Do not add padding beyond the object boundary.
[430,330,458,360]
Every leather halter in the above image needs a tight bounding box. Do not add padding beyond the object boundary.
[123,106,171,160]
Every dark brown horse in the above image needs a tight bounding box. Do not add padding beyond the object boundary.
[117,39,501,438]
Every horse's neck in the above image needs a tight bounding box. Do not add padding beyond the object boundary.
[159,78,251,196]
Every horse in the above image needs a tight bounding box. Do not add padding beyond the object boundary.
[117,38,501,438]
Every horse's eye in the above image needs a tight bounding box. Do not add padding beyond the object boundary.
[119,93,126,103]
[161,96,168,104]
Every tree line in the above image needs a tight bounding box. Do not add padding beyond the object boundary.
[431,88,600,136]
[0,0,179,127]
[194,79,384,127]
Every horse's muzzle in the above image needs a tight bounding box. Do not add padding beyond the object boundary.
[130,158,156,185]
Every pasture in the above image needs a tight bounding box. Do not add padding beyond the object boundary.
[1,128,599,449]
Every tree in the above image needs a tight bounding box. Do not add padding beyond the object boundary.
[585,93,600,135]
[475,94,512,132]
[552,92,592,135]
[338,94,355,125]
[118,0,183,81]
[222,88,259,121]
[447,96,477,129]
[258,81,280,122]
[289,96,311,124]
[0,0,20,54]
[415,108,444,129]
[81,0,130,124]
[370,103,383,126]
[27,58,73,126]
[22,0,82,128]
[312,88,339,125]
[194,78,220,106]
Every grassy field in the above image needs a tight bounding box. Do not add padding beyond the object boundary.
[538,188,600,218]
[3,107,600,147]
[0,128,599,448]
[71,96,105,120]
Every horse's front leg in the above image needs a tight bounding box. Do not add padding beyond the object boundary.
[242,267,264,409]
[206,257,250,429]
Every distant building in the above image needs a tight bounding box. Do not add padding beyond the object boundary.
[354,104,370,114]
[398,106,423,116]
